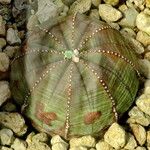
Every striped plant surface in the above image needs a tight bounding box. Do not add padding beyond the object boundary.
[10,13,140,139]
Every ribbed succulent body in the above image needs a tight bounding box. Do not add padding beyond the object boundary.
[10,13,140,139]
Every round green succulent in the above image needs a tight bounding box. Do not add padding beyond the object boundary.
[10,13,140,139]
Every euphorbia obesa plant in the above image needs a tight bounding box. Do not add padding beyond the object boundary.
[10,13,140,139]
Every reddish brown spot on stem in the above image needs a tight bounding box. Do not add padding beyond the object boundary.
[35,101,57,125]
[84,111,101,125]
[39,112,57,125]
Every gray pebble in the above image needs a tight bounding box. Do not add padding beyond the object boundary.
[0,15,6,36]
[0,52,9,72]
[119,8,139,28]
[0,81,11,107]
[1,102,17,112]
[3,46,19,58]
[0,128,14,146]
[6,28,21,45]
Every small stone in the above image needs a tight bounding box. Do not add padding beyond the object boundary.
[147,45,150,50]
[136,12,150,35]
[89,9,100,20]
[18,30,25,40]
[104,123,126,149]
[118,4,128,12]
[99,4,122,22]
[36,0,58,23]
[70,0,91,14]
[136,94,150,116]
[70,135,96,148]
[103,0,119,6]
[145,52,150,61]
[0,4,11,21]
[146,0,150,8]
[124,133,137,149]
[144,8,150,15]
[6,28,21,45]
[130,124,146,146]
[26,132,36,145]
[32,133,49,143]
[0,52,9,72]
[1,147,13,150]
[69,146,88,150]
[11,138,27,150]
[0,15,6,36]
[127,106,150,126]
[51,135,68,146]
[144,79,150,94]
[126,1,135,8]
[108,22,120,30]
[0,128,14,146]
[132,0,145,10]
[147,131,150,147]
[120,28,136,38]
[3,46,19,58]
[36,0,68,23]
[119,8,139,28]
[136,31,150,47]
[91,0,101,7]
[96,140,113,150]
[27,142,51,150]
[0,81,11,107]
[26,132,51,150]
[1,102,17,112]
[139,59,150,78]
[135,146,147,150]
[0,38,6,49]
[52,143,68,150]
[0,112,27,136]
[0,0,11,4]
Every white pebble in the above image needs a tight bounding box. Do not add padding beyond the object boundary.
[130,124,146,146]
[99,4,122,22]
[70,135,96,148]
[104,123,126,149]
[0,128,14,146]
[136,94,150,116]
[136,12,150,35]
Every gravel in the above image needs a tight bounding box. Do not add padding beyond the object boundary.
[0,0,150,149]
